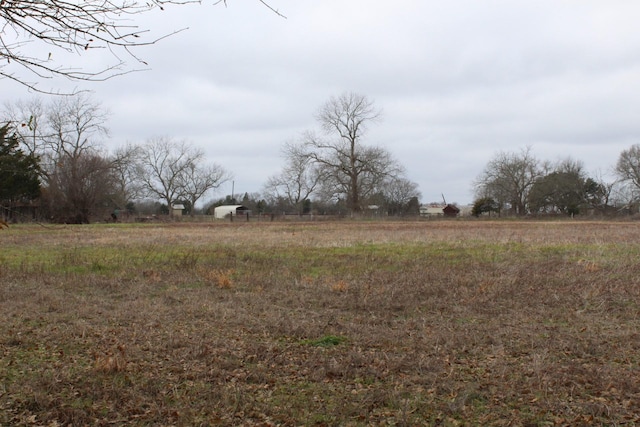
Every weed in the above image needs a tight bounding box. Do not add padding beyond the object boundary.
[302,335,347,347]
[172,248,201,270]
[94,344,127,373]
[198,268,235,288]
[330,279,349,292]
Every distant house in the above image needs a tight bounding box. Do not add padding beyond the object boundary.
[213,205,250,219]
[420,204,460,218]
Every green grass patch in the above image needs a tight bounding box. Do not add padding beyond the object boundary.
[301,335,347,347]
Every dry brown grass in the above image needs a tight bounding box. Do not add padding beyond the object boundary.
[1,220,640,425]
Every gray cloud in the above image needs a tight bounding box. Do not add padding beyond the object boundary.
[4,0,640,204]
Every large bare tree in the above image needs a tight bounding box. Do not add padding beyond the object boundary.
[1,0,283,92]
[136,136,228,214]
[54,99,113,221]
[136,137,198,212]
[474,147,542,215]
[304,92,403,214]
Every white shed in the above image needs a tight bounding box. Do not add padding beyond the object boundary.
[420,205,445,217]
[171,204,185,217]
[214,205,249,219]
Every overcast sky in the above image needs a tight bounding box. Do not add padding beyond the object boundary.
[5,1,640,204]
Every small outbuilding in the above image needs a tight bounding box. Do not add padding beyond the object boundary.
[214,205,250,219]
[442,204,460,217]
[171,204,185,217]
[420,204,460,218]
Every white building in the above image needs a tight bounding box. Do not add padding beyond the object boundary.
[213,205,250,219]
[171,204,185,217]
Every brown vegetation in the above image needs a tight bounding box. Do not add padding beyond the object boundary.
[1,220,639,425]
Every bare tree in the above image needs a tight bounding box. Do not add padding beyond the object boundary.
[1,0,284,93]
[45,151,118,223]
[304,92,403,214]
[584,172,616,214]
[4,94,107,167]
[180,160,231,216]
[381,177,421,216]
[136,136,203,213]
[610,180,640,211]
[474,147,542,215]
[264,141,322,214]
[21,94,117,222]
[616,144,640,191]
[111,142,145,209]
[44,94,108,158]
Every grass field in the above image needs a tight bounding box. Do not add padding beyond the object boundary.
[1,220,639,426]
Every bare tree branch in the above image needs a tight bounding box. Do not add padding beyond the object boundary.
[1,0,284,93]
[257,0,285,18]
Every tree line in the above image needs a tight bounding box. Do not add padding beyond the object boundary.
[0,92,421,223]
[473,146,639,217]
[1,95,230,222]
[4,91,640,223]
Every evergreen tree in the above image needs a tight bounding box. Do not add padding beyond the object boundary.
[0,124,41,218]
[472,197,499,217]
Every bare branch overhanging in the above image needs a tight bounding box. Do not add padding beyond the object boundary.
[0,0,284,94]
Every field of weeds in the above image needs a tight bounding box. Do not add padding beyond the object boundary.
[1,220,639,426]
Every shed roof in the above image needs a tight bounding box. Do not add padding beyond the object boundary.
[213,205,249,219]
[214,205,247,210]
